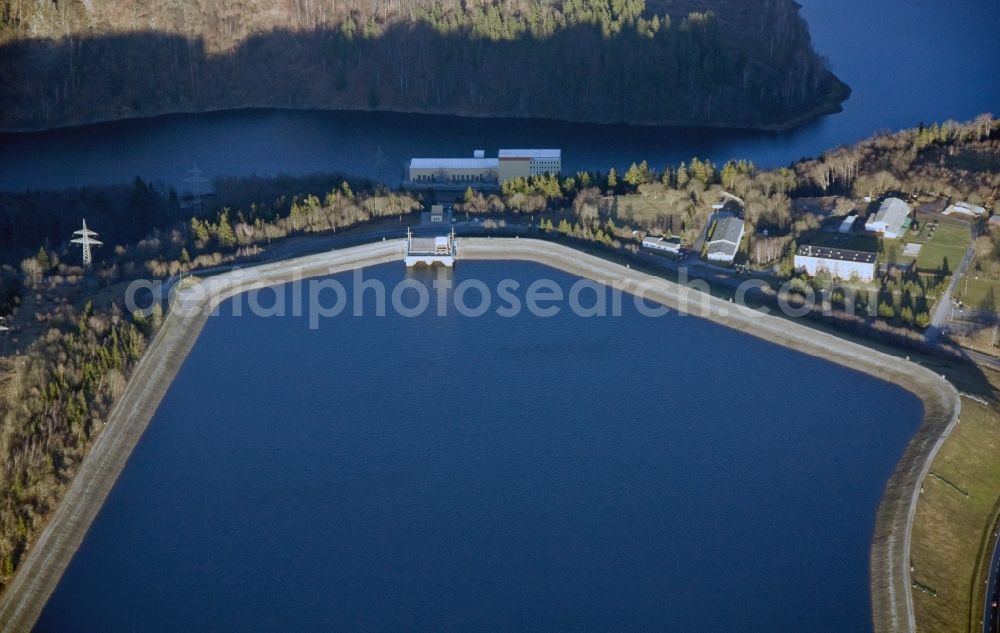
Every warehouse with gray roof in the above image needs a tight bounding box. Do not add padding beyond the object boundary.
[705,215,745,264]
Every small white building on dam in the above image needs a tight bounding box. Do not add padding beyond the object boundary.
[404,229,457,267]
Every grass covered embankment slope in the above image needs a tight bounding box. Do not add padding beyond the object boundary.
[0,0,847,132]
[910,396,1000,632]
[0,238,952,632]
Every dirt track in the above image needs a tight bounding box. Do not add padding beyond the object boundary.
[0,238,957,633]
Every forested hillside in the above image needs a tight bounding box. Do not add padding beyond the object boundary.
[0,0,848,131]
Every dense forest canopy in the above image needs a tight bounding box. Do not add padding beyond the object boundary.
[0,0,847,131]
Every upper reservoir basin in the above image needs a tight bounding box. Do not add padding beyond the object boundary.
[35,261,921,632]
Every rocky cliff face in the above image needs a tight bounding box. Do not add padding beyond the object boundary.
[0,0,848,132]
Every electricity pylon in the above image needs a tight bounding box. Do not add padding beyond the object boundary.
[71,219,102,266]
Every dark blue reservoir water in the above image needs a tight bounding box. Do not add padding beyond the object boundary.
[1,0,998,191]
[36,261,921,632]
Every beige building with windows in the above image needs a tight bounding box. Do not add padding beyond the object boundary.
[405,157,500,187]
[497,149,562,182]
[405,149,560,189]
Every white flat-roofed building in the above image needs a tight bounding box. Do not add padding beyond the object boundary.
[642,234,683,254]
[944,201,986,217]
[865,197,911,238]
[498,149,561,182]
[794,245,878,281]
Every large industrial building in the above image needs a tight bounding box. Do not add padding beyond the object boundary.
[705,214,745,264]
[406,156,499,187]
[405,149,560,188]
[794,245,878,281]
[865,197,912,238]
[497,149,561,182]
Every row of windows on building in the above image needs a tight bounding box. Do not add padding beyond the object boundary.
[412,173,498,182]
[530,162,560,172]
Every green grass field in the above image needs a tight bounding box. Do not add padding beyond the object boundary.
[910,398,1000,632]
[909,221,971,274]
[954,275,1000,311]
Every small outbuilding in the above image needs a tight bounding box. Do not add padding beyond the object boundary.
[944,201,987,217]
[838,214,857,234]
[642,234,683,255]
[421,204,452,225]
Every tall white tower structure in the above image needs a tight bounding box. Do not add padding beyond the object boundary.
[184,163,208,196]
[0,317,9,356]
[71,219,102,266]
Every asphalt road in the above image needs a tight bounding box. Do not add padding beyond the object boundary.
[986,527,1000,633]
[927,224,977,342]
[963,348,1000,372]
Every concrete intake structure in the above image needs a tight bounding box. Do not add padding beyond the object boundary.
[0,238,958,633]
[404,229,456,267]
